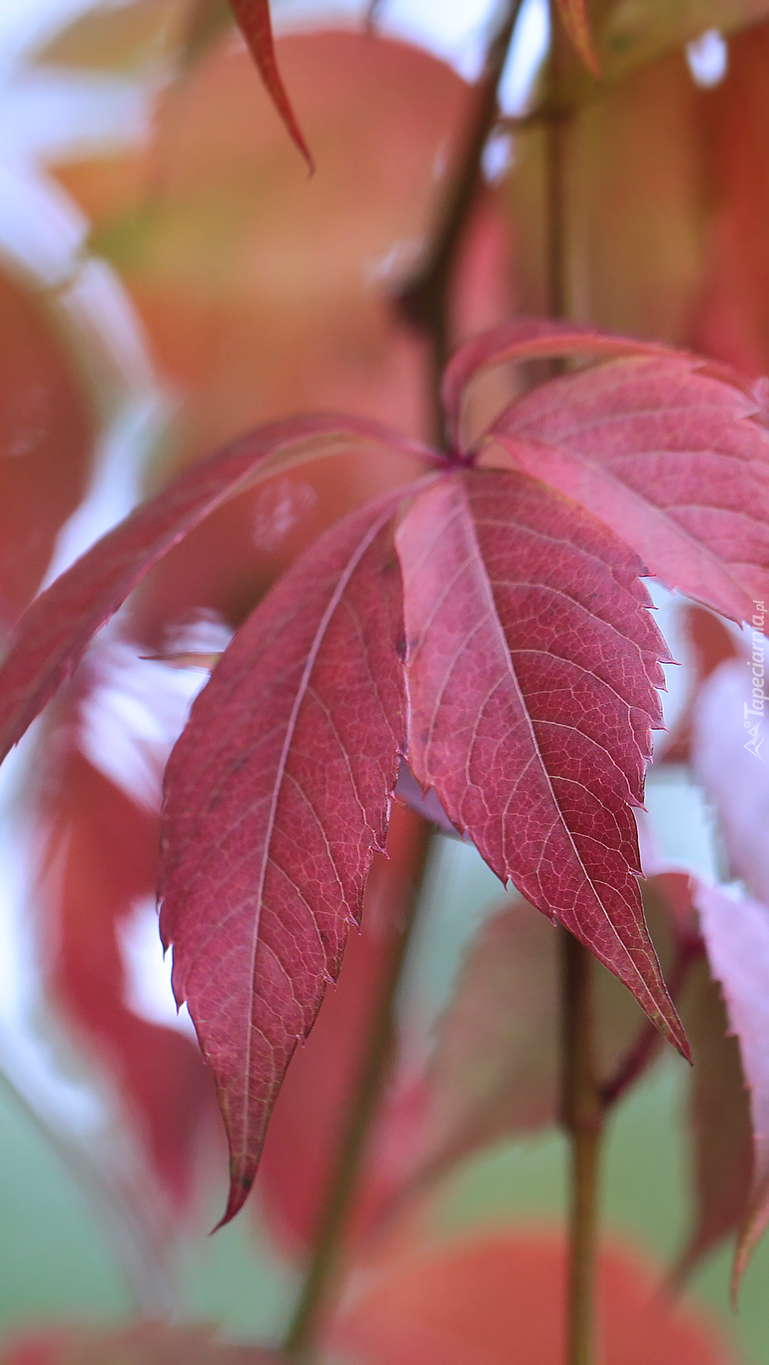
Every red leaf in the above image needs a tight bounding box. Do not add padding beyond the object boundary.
[0,269,95,628]
[330,1231,735,1365]
[0,415,433,769]
[38,741,211,1205]
[404,881,683,1194]
[488,351,769,623]
[556,0,600,76]
[676,956,753,1284]
[396,467,687,1054]
[227,0,313,169]
[159,490,412,1224]
[694,882,769,1294]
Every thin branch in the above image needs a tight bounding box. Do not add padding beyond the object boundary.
[282,808,433,1362]
[544,8,603,1363]
[560,928,603,1365]
[398,0,526,447]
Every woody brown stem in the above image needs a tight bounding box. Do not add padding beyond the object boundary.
[398,0,525,447]
[560,928,603,1365]
[544,7,603,1363]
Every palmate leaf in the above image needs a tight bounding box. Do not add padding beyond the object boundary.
[7,319,769,1219]
[159,489,412,1224]
[396,467,686,1054]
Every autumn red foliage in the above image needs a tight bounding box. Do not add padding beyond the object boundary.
[3,2,769,1363]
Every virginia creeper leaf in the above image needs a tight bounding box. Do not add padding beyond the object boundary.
[0,414,433,769]
[694,882,769,1294]
[159,490,412,1224]
[227,0,313,169]
[488,352,769,623]
[556,0,600,76]
[396,467,687,1054]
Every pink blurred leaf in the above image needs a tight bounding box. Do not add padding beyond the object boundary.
[694,881,769,1294]
[692,656,769,899]
[657,605,742,765]
[396,466,687,1054]
[37,737,212,1206]
[676,954,753,1283]
[487,352,769,623]
[0,414,434,769]
[330,1230,736,1365]
[159,490,411,1224]
[227,0,313,169]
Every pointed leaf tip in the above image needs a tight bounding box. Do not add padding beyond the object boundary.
[227,0,314,170]
[556,0,600,76]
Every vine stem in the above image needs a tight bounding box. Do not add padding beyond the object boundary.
[543,7,604,1364]
[560,927,603,1365]
[399,0,526,445]
[282,807,433,1360]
